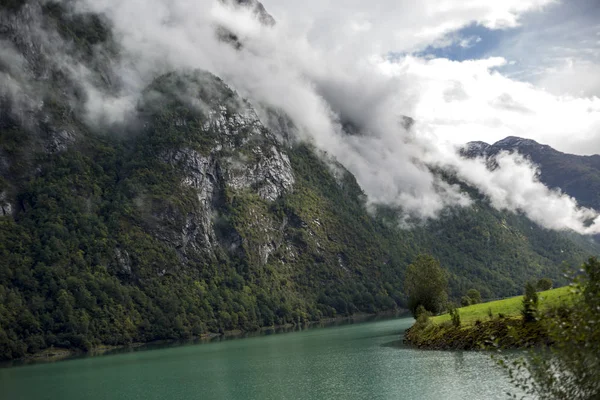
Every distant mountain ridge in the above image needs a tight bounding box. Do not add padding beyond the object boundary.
[464,136,600,211]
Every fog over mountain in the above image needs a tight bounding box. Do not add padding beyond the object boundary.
[3,0,600,234]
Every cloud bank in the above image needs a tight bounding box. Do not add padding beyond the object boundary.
[6,0,600,234]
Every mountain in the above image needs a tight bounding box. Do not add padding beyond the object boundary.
[463,136,600,211]
[0,1,598,360]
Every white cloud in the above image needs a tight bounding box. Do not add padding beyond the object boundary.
[33,0,600,234]
[430,149,600,234]
[378,56,600,155]
[537,59,600,98]
[260,0,555,55]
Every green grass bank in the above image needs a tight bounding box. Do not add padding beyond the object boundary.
[404,286,575,350]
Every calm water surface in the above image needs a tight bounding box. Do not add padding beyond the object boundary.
[0,317,517,400]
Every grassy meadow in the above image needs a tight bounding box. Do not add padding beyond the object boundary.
[432,286,575,325]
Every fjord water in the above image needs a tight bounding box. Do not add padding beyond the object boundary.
[0,317,515,400]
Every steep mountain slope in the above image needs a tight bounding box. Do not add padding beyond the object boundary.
[464,136,600,210]
[0,0,598,360]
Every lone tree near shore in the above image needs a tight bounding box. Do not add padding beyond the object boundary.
[404,254,448,315]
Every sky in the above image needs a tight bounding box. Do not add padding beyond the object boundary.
[261,0,600,155]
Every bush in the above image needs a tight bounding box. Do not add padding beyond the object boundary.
[413,305,433,329]
[536,278,552,291]
[414,305,431,320]
[466,289,482,304]
[461,296,472,307]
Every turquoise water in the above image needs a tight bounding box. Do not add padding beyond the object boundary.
[0,317,516,399]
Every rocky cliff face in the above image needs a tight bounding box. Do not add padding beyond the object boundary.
[143,72,295,265]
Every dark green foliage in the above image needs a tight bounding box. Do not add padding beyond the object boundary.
[411,305,432,333]
[0,67,414,359]
[504,258,600,399]
[521,282,539,323]
[536,277,553,291]
[280,144,407,316]
[414,305,429,319]
[404,255,448,315]
[406,199,594,300]
[466,289,481,304]
[0,105,409,360]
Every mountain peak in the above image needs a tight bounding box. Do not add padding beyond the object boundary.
[463,136,551,158]
[493,136,541,148]
[461,141,491,157]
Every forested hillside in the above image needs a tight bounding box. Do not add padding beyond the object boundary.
[0,0,597,360]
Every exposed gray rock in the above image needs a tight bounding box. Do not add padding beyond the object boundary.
[114,248,132,274]
[224,145,294,201]
[149,204,217,262]
[240,205,284,265]
[164,148,218,206]
[159,148,220,257]
[156,93,295,263]
[461,141,491,158]
[45,128,75,153]
[0,191,12,217]
[199,101,295,201]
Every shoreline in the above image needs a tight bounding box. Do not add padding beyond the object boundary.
[403,316,549,351]
[5,309,407,367]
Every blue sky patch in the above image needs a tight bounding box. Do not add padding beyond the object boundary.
[413,23,515,62]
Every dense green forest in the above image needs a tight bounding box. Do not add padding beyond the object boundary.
[0,0,598,360]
